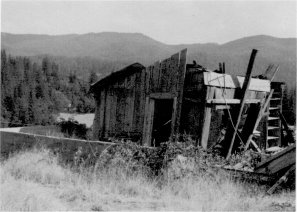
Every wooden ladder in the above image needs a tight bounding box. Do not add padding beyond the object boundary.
[266,82,284,148]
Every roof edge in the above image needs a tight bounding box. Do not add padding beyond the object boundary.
[90,62,145,93]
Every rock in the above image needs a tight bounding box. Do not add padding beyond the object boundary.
[233,163,243,170]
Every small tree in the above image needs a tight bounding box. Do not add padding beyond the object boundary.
[88,70,98,85]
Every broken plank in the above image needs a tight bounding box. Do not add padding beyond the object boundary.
[255,144,296,174]
[226,49,258,160]
[267,164,295,195]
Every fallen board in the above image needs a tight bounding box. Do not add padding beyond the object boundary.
[211,166,276,184]
[254,144,296,175]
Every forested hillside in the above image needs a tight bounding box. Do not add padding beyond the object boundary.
[1,33,296,125]
[1,50,96,127]
[2,33,296,88]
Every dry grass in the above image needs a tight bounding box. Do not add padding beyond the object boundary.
[0,148,295,211]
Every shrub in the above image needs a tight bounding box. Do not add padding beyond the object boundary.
[57,118,88,139]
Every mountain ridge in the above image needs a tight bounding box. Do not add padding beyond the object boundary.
[1,32,296,87]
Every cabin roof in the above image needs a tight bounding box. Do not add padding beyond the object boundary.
[90,62,145,93]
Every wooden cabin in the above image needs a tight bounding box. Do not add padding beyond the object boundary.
[90,49,284,150]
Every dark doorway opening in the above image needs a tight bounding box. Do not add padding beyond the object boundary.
[152,99,174,146]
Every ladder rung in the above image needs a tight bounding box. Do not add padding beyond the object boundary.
[267,136,279,140]
[253,130,261,135]
[269,107,279,110]
[270,98,281,101]
[268,117,279,121]
[268,126,279,130]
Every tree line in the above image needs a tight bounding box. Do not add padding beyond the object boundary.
[1,49,295,128]
[1,50,98,127]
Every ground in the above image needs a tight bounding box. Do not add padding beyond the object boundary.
[0,148,295,211]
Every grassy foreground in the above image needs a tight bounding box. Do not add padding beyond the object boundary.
[0,148,295,211]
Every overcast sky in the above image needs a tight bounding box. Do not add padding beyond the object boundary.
[1,1,296,44]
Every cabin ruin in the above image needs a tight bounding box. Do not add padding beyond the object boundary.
[90,49,285,155]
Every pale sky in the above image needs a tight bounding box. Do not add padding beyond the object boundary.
[1,0,296,44]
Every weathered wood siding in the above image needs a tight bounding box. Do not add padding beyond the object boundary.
[93,70,146,141]
[92,49,188,143]
[142,49,187,145]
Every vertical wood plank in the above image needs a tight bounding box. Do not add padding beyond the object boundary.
[109,87,117,136]
[170,97,178,142]
[165,58,172,92]
[104,88,111,137]
[170,53,180,95]
[142,97,155,146]
[173,49,187,141]
[132,72,141,132]
[99,89,107,138]
[138,69,146,135]
[145,67,150,95]
[128,74,136,134]
[115,79,126,134]
[152,61,160,93]
[123,77,130,133]
[92,97,101,140]
[160,60,167,92]
[201,87,215,149]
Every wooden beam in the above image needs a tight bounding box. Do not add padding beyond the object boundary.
[150,92,174,99]
[142,97,155,146]
[267,165,295,195]
[250,139,261,153]
[270,65,280,82]
[206,99,261,105]
[201,87,215,149]
[244,90,274,151]
[100,89,107,138]
[173,49,187,141]
[255,144,296,174]
[226,49,258,160]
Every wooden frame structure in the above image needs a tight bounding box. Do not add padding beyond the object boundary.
[90,49,284,150]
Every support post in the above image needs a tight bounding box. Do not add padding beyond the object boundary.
[201,87,215,149]
[226,49,258,160]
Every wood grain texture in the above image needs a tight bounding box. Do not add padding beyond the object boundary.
[173,49,187,140]
[201,87,215,149]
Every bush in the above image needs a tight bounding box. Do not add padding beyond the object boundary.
[95,140,227,178]
[57,118,88,139]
